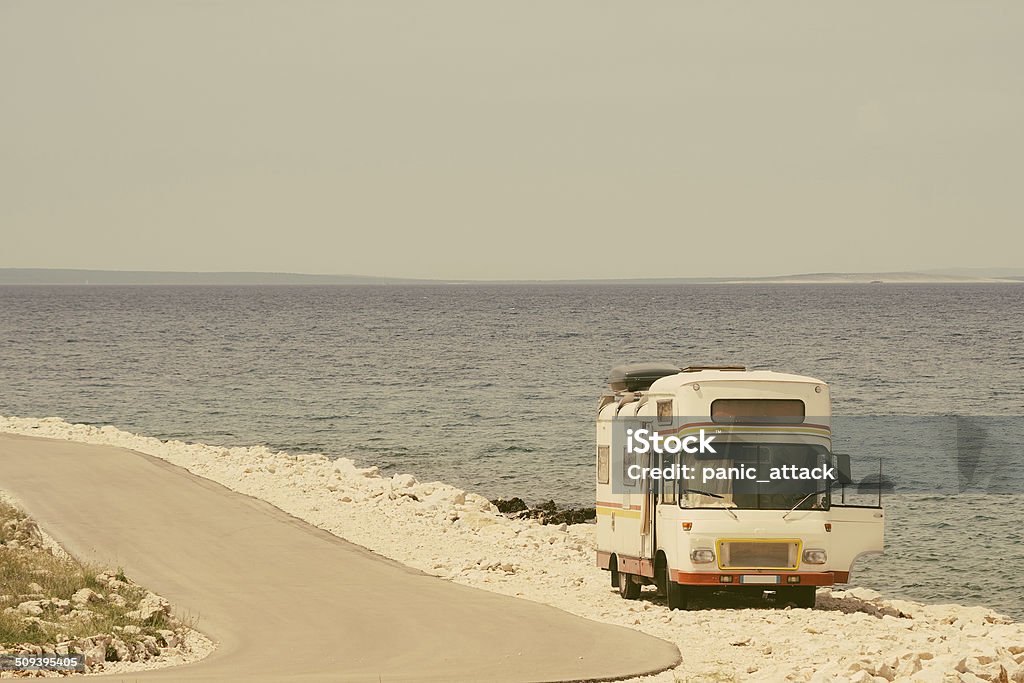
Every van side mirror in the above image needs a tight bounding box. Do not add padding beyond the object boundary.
[833,453,853,484]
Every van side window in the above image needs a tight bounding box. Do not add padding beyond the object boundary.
[660,454,677,504]
[623,446,637,487]
[657,400,673,425]
[661,477,677,505]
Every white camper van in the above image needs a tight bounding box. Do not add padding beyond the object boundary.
[595,364,884,609]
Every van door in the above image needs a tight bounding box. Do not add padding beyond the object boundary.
[829,506,884,573]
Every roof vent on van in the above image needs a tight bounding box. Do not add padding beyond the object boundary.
[680,365,747,373]
[608,363,681,392]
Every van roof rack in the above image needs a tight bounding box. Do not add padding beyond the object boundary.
[608,362,681,392]
[680,365,746,372]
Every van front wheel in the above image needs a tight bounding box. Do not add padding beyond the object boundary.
[617,572,640,600]
[665,581,689,610]
[780,586,816,608]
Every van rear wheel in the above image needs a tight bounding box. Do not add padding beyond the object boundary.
[617,572,641,600]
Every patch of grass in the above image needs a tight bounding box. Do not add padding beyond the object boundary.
[0,501,175,648]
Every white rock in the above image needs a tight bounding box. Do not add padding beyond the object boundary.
[16,601,43,616]
[957,673,988,683]
[83,643,107,666]
[143,635,161,655]
[847,587,882,601]
[71,588,103,605]
[126,592,171,621]
[109,637,130,662]
[59,608,96,622]
[391,473,417,489]
[157,629,179,648]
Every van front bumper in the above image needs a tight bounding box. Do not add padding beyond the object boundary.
[670,570,849,586]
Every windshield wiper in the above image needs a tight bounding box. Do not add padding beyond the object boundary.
[683,489,739,520]
[782,491,820,519]
[683,488,724,499]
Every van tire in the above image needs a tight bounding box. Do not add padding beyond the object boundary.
[654,552,668,597]
[783,586,816,608]
[665,581,689,610]
[617,572,640,600]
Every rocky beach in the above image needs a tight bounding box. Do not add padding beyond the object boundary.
[2,415,1023,682]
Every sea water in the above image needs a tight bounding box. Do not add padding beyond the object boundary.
[1,283,1022,617]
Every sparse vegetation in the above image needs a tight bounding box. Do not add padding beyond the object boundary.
[0,500,196,671]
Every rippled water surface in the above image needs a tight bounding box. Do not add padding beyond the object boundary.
[1,284,1022,617]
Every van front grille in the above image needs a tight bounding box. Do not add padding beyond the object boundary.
[719,541,799,569]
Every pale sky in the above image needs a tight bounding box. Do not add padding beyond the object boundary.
[2,1,1022,280]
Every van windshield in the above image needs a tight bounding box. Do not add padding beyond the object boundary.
[675,442,831,511]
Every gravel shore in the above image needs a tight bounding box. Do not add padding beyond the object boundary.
[2,416,1022,682]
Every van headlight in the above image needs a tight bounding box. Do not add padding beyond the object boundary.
[690,549,716,564]
[802,549,827,565]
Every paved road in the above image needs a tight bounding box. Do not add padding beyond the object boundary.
[0,434,679,682]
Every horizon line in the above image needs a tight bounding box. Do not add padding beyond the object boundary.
[1,266,1023,285]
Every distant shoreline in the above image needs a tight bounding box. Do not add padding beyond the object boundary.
[1,267,1022,286]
